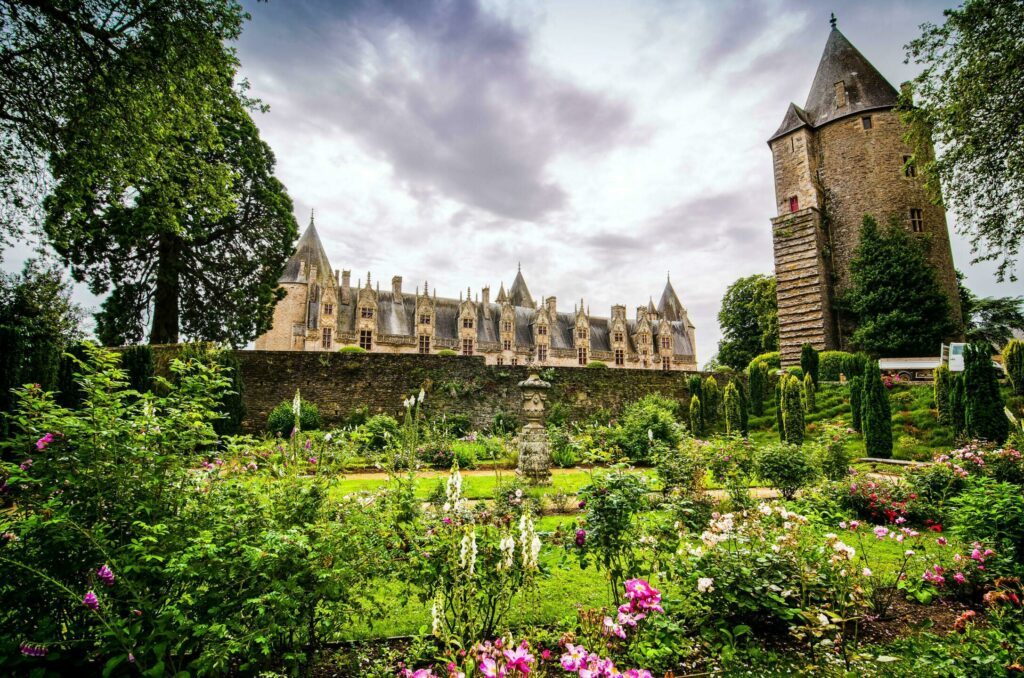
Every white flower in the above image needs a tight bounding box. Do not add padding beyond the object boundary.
[758,503,773,516]
[697,577,715,593]
[418,388,425,404]
[498,534,516,571]
[324,432,332,442]
[904,549,915,557]
[862,567,873,577]
[431,599,442,637]
[519,512,540,570]
[292,390,302,416]
[817,613,830,626]
[648,428,654,441]
[460,530,477,574]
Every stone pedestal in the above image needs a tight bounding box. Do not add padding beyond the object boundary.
[517,372,552,485]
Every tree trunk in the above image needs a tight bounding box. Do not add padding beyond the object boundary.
[149,233,181,344]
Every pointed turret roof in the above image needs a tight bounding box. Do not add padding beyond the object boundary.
[768,23,899,143]
[657,278,686,322]
[508,267,534,308]
[496,283,508,304]
[279,214,334,284]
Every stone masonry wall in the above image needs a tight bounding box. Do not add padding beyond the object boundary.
[235,351,717,432]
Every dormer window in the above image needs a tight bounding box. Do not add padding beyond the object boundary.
[576,327,587,340]
[323,303,334,316]
[360,307,374,319]
[834,81,846,107]
[614,331,624,343]
[419,314,431,325]
[661,337,670,350]
[463,317,474,329]
[503,320,512,333]
[537,325,547,336]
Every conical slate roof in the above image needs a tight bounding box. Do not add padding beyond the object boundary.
[508,267,534,308]
[279,217,334,283]
[657,278,686,322]
[768,26,899,142]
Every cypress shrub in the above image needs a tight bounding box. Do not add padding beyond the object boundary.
[737,377,749,436]
[54,341,93,409]
[781,375,805,446]
[861,359,893,458]
[723,381,741,435]
[819,350,855,381]
[950,373,966,438]
[775,379,784,442]
[964,342,1009,445]
[748,362,765,416]
[1004,339,1024,396]
[121,345,155,394]
[934,363,952,424]
[801,343,820,385]
[803,372,816,413]
[687,375,704,430]
[703,376,719,426]
[849,376,863,432]
[689,395,703,437]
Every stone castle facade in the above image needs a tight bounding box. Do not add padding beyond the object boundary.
[254,220,698,371]
[769,20,961,365]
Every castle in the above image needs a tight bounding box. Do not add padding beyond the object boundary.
[769,18,961,365]
[254,219,698,371]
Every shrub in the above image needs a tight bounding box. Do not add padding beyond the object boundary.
[703,376,719,427]
[550,428,580,468]
[934,363,952,424]
[656,440,706,495]
[339,345,367,353]
[547,402,570,428]
[353,414,400,453]
[438,413,472,438]
[861,359,893,458]
[120,344,155,393]
[689,395,702,437]
[748,361,767,416]
[687,375,703,427]
[617,395,681,462]
[267,397,322,436]
[723,381,741,435]
[950,477,1024,572]
[1005,339,1024,396]
[890,389,914,411]
[849,376,863,432]
[756,443,818,499]
[490,410,519,435]
[436,348,458,356]
[802,372,816,412]
[585,360,608,369]
[737,376,749,435]
[800,343,819,385]
[950,372,967,437]
[54,340,92,409]
[815,423,853,481]
[818,350,855,381]
[964,342,1009,444]
[748,351,780,372]
[781,374,805,446]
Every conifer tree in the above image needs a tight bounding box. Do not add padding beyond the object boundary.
[803,372,816,413]
[1004,339,1024,396]
[950,373,966,438]
[861,359,893,458]
[737,378,750,436]
[748,362,765,416]
[776,379,785,442]
[689,395,703,438]
[934,363,952,424]
[964,342,1009,444]
[723,381,741,436]
[782,375,805,446]
[801,343,820,386]
[688,375,704,431]
[849,376,864,432]
[703,376,720,427]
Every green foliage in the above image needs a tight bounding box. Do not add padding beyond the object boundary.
[902,0,1024,280]
[352,414,401,453]
[702,376,720,427]
[959,274,1024,346]
[689,395,703,438]
[339,345,368,353]
[436,349,458,356]
[120,345,155,394]
[748,360,768,416]
[490,410,519,435]
[756,443,818,499]
[781,374,805,446]
[800,343,819,385]
[176,343,246,436]
[814,424,853,481]
[818,351,856,381]
[950,372,967,437]
[723,381,741,436]
[656,440,707,496]
[1003,339,1024,396]
[585,360,608,368]
[737,377,749,436]
[950,477,1024,572]
[617,394,682,463]
[748,351,780,372]
[934,363,952,424]
[54,340,93,410]
[843,216,955,357]
[775,379,784,441]
[861,359,894,458]
[964,342,1008,444]
[716,274,778,370]
[802,372,816,413]
[267,398,322,437]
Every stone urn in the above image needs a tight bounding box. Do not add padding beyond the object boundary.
[517,372,552,485]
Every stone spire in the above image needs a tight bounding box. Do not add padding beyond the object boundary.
[278,213,334,284]
[657,276,686,322]
[508,267,535,308]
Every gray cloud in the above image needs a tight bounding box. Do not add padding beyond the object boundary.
[238,0,635,222]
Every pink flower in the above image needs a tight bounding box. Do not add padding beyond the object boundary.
[540,649,551,661]
[873,526,888,539]
[625,671,653,678]
[479,657,505,678]
[97,564,114,587]
[503,646,534,673]
[602,616,627,639]
[308,457,317,464]
[561,644,588,671]
[954,572,966,584]
[849,520,860,530]
[83,591,99,610]
[35,433,54,450]
[937,537,948,546]
[19,459,32,470]
[575,529,587,546]
[19,642,48,657]
[971,548,983,561]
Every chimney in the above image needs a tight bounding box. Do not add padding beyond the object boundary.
[341,269,351,303]
[546,296,556,317]
[392,275,403,302]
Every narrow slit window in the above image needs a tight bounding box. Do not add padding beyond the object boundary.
[789,196,799,213]
[861,116,872,130]
[910,208,924,232]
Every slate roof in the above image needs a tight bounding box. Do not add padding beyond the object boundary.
[769,26,899,143]
[507,269,535,308]
[279,218,335,284]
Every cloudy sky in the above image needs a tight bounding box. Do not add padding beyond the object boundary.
[6,0,1021,360]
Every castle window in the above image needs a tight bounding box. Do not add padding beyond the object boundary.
[323,303,334,316]
[511,357,518,366]
[578,348,588,366]
[360,307,374,319]
[661,336,670,350]
[861,116,873,130]
[614,331,624,343]
[418,335,430,354]
[537,325,547,336]
[614,349,624,366]
[789,196,799,213]
[576,327,587,340]
[420,314,431,325]
[463,317,474,329]
[322,327,332,349]
[503,340,511,351]
[662,356,671,371]
[462,338,474,356]
[359,329,373,350]
[910,208,924,232]
[503,321,512,332]
[903,155,917,178]
[834,81,846,107]
[537,345,547,362]
[496,356,503,366]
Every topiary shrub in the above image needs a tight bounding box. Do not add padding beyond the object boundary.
[861,359,893,458]
[781,374,805,446]
[616,394,681,463]
[934,363,952,424]
[819,350,856,381]
[585,360,608,369]
[339,345,367,353]
[723,381,741,436]
[1004,339,1024,396]
[803,372,816,413]
[436,349,458,357]
[267,398,322,436]
[849,376,863,432]
[702,376,719,427]
[964,342,1008,444]
[748,361,766,416]
[689,395,703,437]
[950,373,966,438]
[737,377,749,436]
[801,343,820,385]
[756,442,818,500]
[54,340,93,409]
[748,351,780,372]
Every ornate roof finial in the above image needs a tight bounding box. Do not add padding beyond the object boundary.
[667,270,671,282]
[829,12,837,30]
[309,208,315,226]
[518,261,521,272]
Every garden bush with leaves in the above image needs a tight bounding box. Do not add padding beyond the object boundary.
[267,396,322,436]
[615,395,682,463]
[756,442,819,499]
[949,476,1024,573]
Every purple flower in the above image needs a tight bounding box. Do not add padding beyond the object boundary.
[83,591,99,611]
[19,642,48,657]
[575,529,587,546]
[35,433,54,451]
[97,564,115,587]
[578,500,586,509]
[442,517,453,525]
[19,459,32,470]
[128,653,135,664]
[304,439,312,450]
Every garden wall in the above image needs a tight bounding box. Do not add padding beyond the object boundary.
[233,351,717,432]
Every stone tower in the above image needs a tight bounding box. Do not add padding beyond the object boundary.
[768,18,961,366]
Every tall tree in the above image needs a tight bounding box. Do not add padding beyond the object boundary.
[861,360,893,459]
[957,272,1024,349]
[843,216,955,357]
[963,342,1009,444]
[901,0,1024,281]
[717,274,778,370]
